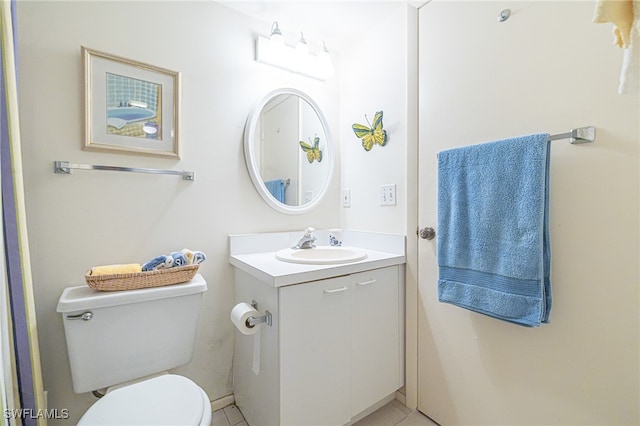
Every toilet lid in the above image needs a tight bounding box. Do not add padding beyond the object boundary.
[78,374,208,425]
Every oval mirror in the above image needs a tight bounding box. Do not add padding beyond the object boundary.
[244,88,333,214]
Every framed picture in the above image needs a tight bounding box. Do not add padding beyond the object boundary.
[83,46,181,158]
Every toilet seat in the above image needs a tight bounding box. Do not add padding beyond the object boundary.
[78,374,211,425]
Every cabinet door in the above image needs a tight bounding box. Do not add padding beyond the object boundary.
[279,276,352,426]
[351,266,401,416]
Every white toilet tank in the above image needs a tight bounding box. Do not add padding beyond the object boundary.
[56,275,207,393]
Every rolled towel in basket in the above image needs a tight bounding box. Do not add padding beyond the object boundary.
[170,251,188,267]
[90,263,142,276]
[181,248,195,265]
[181,249,207,265]
[193,251,206,265]
[142,255,172,272]
[143,250,203,272]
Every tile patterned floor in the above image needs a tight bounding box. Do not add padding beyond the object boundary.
[216,400,439,426]
[212,405,247,426]
[353,400,439,426]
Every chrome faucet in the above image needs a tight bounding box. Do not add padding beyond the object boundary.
[293,227,317,249]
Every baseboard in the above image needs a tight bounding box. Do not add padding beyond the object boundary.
[210,394,235,412]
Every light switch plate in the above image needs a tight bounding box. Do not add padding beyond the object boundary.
[380,184,396,206]
[342,189,351,207]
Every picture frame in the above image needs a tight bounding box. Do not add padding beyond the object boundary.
[83,46,181,158]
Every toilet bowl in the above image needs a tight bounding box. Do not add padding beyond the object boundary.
[78,374,211,426]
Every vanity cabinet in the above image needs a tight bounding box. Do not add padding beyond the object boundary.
[233,264,403,426]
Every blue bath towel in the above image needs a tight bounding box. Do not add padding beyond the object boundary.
[264,179,285,203]
[437,133,551,327]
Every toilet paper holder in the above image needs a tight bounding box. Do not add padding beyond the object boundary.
[247,300,272,328]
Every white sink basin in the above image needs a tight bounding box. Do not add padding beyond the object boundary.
[275,246,368,265]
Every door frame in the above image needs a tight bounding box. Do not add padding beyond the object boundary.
[404,2,421,412]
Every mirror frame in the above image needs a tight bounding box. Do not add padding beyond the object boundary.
[244,88,334,214]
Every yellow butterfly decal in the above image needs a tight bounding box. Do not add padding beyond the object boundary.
[299,135,323,163]
[352,111,387,151]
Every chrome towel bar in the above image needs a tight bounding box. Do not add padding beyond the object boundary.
[548,126,595,144]
[54,161,195,181]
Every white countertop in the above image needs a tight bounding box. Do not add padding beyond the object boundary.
[229,230,406,287]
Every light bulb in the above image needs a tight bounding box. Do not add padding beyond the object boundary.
[267,22,285,66]
[317,41,334,79]
[270,22,284,45]
[293,32,309,73]
[296,32,308,55]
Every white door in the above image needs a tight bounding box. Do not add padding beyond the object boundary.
[418,1,639,425]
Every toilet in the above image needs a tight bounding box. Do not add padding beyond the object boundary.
[56,274,211,425]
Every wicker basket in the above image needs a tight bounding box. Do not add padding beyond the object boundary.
[85,264,199,291]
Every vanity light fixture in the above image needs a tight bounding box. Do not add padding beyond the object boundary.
[256,22,334,81]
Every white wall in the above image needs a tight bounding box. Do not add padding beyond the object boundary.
[340,5,412,235]
[16,2,340,423]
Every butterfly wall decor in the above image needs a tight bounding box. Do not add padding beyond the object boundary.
[299,135,323,163]
[352,111,388,151]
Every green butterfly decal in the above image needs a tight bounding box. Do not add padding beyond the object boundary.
[352,111,388,151]
[299,135,323,163]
